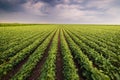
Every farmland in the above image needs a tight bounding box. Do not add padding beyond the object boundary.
[0,24,120,80]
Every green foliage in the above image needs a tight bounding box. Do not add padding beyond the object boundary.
[38,30,59,80]
[0,24,120,80]
[0,30,53,79]
[63,30,110,80]
[11,30,56,80]
[60,30,79,80]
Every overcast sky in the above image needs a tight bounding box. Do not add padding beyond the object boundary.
[0,0,120,24]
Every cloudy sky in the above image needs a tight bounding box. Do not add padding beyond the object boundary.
[0,0,120,24]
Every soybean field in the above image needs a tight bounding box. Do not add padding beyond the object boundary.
[0,24,120,80]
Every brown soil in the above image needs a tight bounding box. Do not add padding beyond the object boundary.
[55,29,64,80]
[74,59,85,80]
[27,31,56,80]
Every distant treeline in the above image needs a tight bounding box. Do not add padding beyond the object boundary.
[0,23,119,27]
[0,23,52,27]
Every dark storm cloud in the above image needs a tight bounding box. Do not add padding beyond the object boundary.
[38,0,64,6]
[0,0,27,12]
[0,0,88,12]
[0,0,64,12]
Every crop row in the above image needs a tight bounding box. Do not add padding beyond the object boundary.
[11,30,56,80]
[67,29,120,67]
[65,29,120,80]
[63,29,110,80]
[0,30,53,79]
[66,27,119,55]
[0,31,47,64]
[1,32,42,52]
[38,30,59,80]
[76,30,119,55]
[60,30,79,80]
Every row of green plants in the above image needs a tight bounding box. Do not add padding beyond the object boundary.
[63,30,110,80]
[0,25,56,53]
[87,33,120,55]
[0,27,38,50]
[66,30,120,80]
[60,30,79,80]
[75,27,118,47]
[2,31,42,52]
[0,31,46,64]
[68,30,120,67]
[83,31,119,50]
[11,30,56,80]
[89,30,120,46]
[68,27,119,55]
[66,26,119,54]
[38,30,59,80]
[78,31,119,55]
[0,30,52,79]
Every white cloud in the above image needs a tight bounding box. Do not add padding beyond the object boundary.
[22,1,48,16]
[86,0,114,9]
[64,0,84,4]
[22,0,120,24]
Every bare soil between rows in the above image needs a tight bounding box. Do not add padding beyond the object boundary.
[55,29,64,80]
